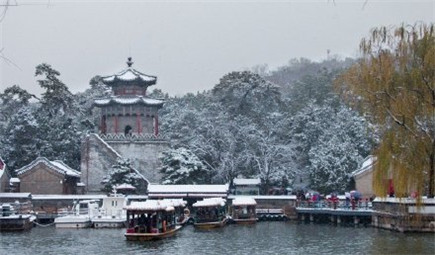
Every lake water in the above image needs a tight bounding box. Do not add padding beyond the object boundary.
[1,222,434,255]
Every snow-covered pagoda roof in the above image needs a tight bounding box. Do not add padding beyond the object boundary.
[193,197,226,208]
[101,57,157,87]
[232,197,257,206]
[233,178,261,186]
[15,157,80,178]
[93,95,164,107]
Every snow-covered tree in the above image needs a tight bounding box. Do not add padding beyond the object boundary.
[290,102,372,193]
[2,108,40,171]
[102,158,145,194]
[160,147,210,184]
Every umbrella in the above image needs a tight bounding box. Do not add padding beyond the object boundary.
[350,190,361,199]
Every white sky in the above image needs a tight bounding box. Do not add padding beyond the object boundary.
[0,0,434,97]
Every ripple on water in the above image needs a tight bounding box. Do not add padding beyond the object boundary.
[1,222,434,255]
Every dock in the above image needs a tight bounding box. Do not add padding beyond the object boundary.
[296,200,373,226]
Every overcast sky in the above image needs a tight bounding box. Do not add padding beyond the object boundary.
[0,0,434,97]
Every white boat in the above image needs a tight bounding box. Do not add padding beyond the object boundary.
[54,200,99,228]
[92,195,127,228]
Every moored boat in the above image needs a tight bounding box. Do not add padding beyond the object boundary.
[54,200,99,228]
[92,195,127,228]
[231,197,257,224]
[0,203,34,231]
[124,200,182,241]
[192,197,228,229]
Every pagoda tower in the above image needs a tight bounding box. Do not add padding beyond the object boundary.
[94,57,163,137]
[81,58,169,193]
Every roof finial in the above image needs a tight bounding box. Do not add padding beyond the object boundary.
[127,57,133,67]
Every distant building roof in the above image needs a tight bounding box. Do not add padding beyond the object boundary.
[0,192,31,199]
[233,178,261,186]
[116,183,136,190]
[352,155,377,177]
[15,157,80,178]
[148,184,229,199]
[148,184,229,194]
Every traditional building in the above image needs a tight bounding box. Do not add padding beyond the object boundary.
[351,155,376,198]
[232,178,261,195]
[15,157,81,194]
[81,58,169,193]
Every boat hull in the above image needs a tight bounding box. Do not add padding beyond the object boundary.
[93,218,126,228]
[54,216,92,228]
[233,218,257,225]
[194,218,228,230]
[125,226,182,241]
[0,215,33,231]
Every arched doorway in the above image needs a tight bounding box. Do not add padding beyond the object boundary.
[124,125,132,136]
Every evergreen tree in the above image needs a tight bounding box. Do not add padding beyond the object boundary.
[160,147,210,184]
[102,158,144,194]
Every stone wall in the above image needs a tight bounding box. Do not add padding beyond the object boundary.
[80,133,169,193]
[80,134,121,193]
[107,139,169,184]
[354,168,374,198]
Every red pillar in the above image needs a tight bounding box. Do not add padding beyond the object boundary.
[136,112,142,134]
[154,115,159,136]
[100,116,106,134]
[114,116,119,134]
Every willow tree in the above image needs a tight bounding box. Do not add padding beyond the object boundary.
[336,23,435,198]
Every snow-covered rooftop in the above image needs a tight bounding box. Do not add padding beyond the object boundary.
[0,192,31,199]
[116,183,136,190]
[101,63,157,86]
[94,96,164,107]
[232,197,257,206]
[124,200,175,211]
[351,155,377,177]
[15,157,80,178]
[373,197,435,205]
[233,178,261,186]
[192,197,226,208]
[148,184,229,194]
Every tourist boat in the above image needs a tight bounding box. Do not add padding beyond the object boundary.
[192,197,228,229]
[54,200,99,228]
[124,200,182,241]
[0,203,35,231]
[230,197,257,224]
[162,199,191,225]
[92,195,127,228]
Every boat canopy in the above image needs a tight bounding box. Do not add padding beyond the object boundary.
[124,200,180,212]
[192,198,226,208]
[232,197,257,206]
